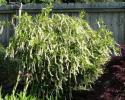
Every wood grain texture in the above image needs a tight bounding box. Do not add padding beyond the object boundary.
[0,2,125,46]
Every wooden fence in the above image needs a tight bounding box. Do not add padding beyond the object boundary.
[0,2,125,46]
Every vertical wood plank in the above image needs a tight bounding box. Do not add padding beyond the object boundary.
[0,3,125,45]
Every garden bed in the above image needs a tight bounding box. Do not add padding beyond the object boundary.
[72,55,125,100]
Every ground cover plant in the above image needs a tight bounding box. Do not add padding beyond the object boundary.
[0,91,38,100]
[4,6,118,99]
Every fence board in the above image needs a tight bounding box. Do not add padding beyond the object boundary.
[0,2,125,46]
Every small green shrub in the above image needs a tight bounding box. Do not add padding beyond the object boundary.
[0,0,6,5]
[0,90,38,100]
[6,7,117,99]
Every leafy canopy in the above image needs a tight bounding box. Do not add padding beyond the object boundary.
[6,6,118,99]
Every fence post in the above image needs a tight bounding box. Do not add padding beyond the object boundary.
[10,2,22,28]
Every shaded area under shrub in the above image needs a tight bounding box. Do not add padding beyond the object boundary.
[0,45,19,95]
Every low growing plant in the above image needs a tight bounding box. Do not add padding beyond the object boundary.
[0,89,38,100]
[0,0,6,5]
[6,6,118,99]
